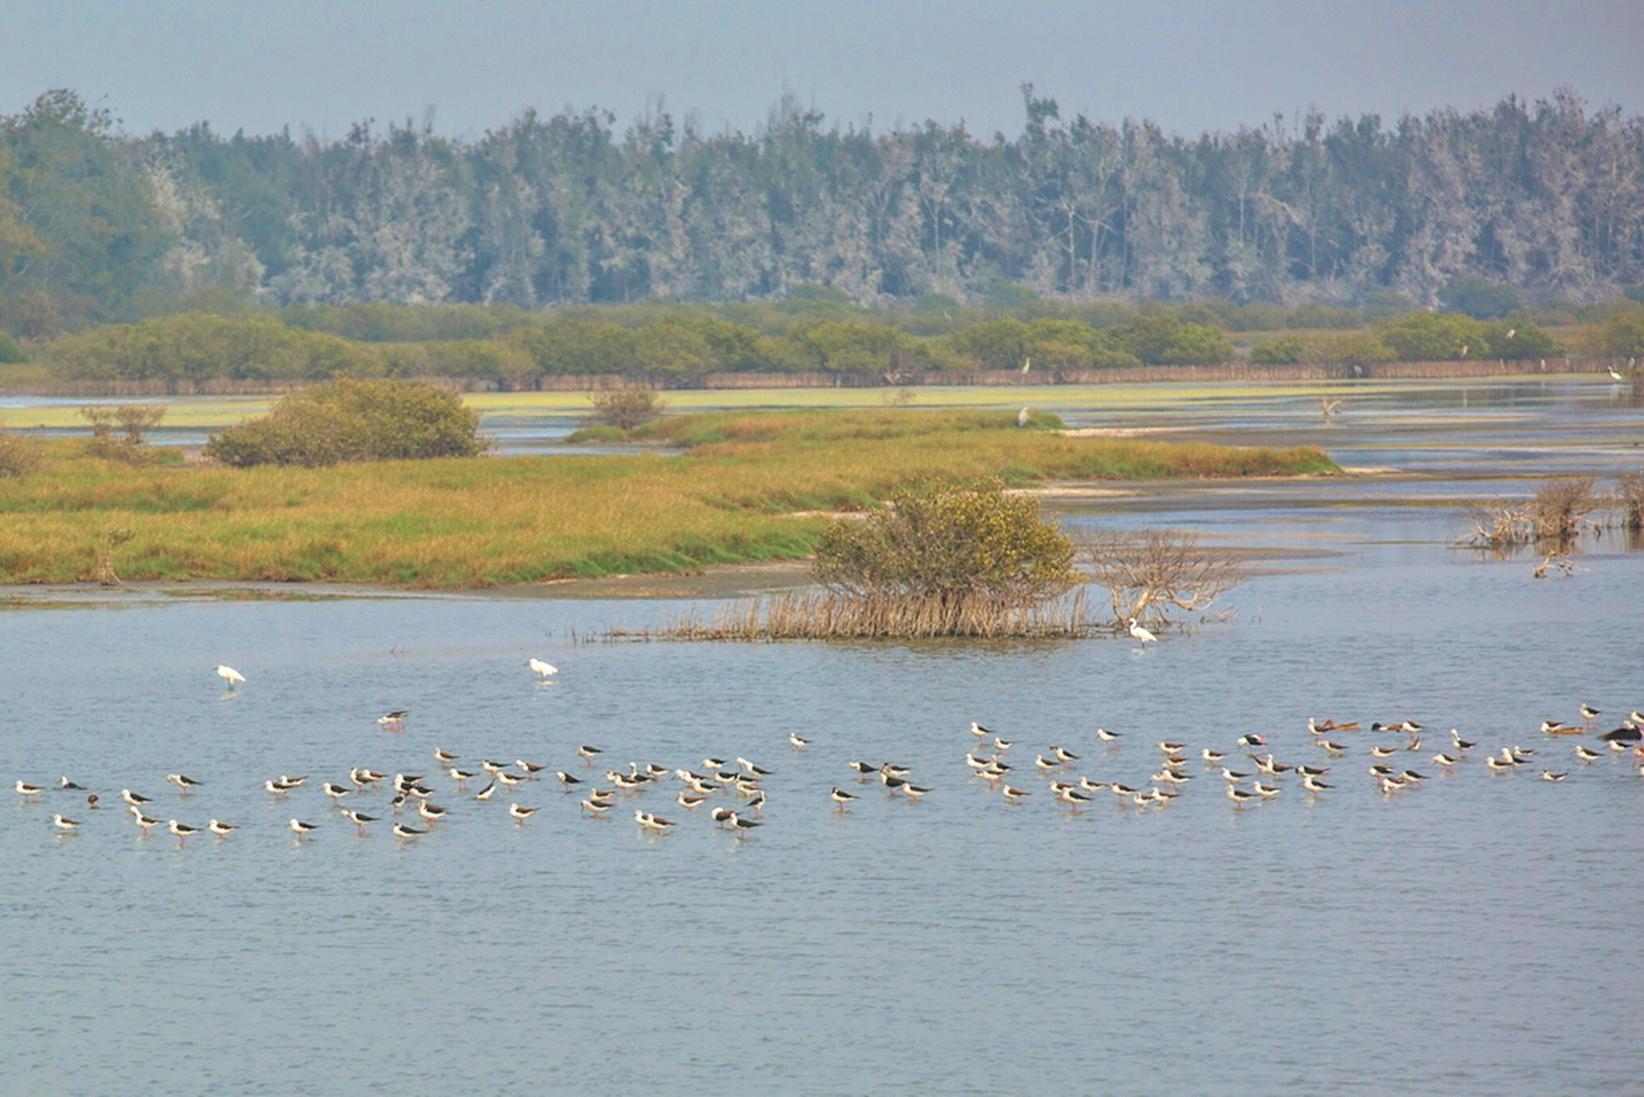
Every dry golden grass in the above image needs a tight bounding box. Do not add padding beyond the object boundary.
[610,588,1103,641]
[0,409,1336,587]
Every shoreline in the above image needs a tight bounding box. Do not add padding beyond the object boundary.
[2,359,1626,399]
[0,467,1515,606]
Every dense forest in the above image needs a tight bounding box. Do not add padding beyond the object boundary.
[2,86,1643,342]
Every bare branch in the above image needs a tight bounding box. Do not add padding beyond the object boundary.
[1082,530,1246,628]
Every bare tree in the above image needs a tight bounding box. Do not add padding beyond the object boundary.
[1083,530,1245,627]
[1613,470,1644,530]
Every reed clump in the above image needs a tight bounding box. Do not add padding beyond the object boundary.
[620,588,1102,641]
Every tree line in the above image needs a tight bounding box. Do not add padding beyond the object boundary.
[41,305,1613,386]
[2,85,1643,342]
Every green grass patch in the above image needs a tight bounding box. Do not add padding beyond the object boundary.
[0,409,1335,588]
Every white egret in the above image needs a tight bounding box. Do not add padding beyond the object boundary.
[1126,617,1158,647]
[1017,406,1030,427]
[215,665,245,690]
[527,658,558,680]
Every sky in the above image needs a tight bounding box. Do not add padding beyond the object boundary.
[4,0,1641,140]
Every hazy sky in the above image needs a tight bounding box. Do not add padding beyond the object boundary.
[5,0,1641,139]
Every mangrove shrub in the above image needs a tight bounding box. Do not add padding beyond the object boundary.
[80,404,165,463]
[813,479,1078,605]
[1249,331,1394,365]
[206,378,483,466]
[589,387,667,431]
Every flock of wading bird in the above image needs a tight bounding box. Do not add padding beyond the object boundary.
[12,661,1644,845]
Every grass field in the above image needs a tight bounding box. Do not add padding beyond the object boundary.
[0,408,1336,588]
[0,376,1612,432]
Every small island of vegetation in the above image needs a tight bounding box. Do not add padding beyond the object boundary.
[0,394,1334,588]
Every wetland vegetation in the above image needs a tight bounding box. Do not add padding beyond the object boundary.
[0,407,1334,588]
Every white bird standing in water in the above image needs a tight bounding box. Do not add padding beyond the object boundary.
[527,658,558,680]
[1126,617,1157,647]
[215,665,245,691]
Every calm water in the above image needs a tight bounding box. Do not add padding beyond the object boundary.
[4,381,1644,1096]
[8,376,1644,467]
[4,532,1643,1096]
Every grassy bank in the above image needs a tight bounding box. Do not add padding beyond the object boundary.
[0,409,1335,588]
[1,376,1620,433]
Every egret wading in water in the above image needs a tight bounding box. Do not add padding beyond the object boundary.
[1127,617,1158,648]
[215,665,245,692]
[527,658,558,682]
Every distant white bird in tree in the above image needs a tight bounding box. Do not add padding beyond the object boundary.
[1017,407,1030,428]
[527,658,558,680]
[1126,617,1158,647]
[1459,344,1469,358]
[215,665,245,690]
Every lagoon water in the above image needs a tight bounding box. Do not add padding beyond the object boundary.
[3,384,1644,1095]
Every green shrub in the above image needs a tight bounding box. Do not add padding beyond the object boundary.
[1376,312,1487,360]
[1363,290,1417,321]
[588,387,667,431]
[1591,310,1644,357]
[1438,276,1521,319]
[206,378,484,467]
[81,404,167,463]
[45,313,379,382]
[1248,335,1305,364]
[1483,320,1560,360]
[0,331,24,364]
[1285,303,1365,330]
[946,318,1029,370]
[1249,331,1394,365]
[1112,315,1234,364]
[812,478,1077,604]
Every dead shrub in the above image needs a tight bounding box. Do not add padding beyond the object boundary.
[1529,476,1597,541]
[1617,471,1644,530]
[1083,529,1246,628]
